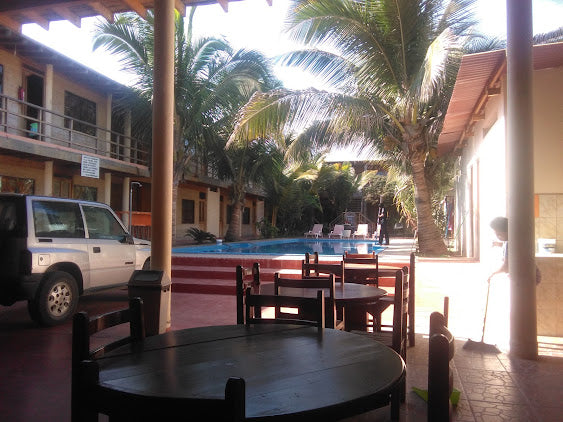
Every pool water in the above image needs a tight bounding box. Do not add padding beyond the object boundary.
[173,238,385,256]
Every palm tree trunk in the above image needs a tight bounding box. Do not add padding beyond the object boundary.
[226,200,243,240]
[410,154,448,255]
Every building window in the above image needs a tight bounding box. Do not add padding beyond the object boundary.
[0,175,34,193]
[182,199,195,224]
[242,207,250,225]
[64,91,96,136]
[73,185,97,201]
[0,64,3,94]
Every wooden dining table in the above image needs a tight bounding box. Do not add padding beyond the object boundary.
[94,324,406,421]
[261,281,387,331]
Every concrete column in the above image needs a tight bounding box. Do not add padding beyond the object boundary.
[44,64,53,142]
[122,176,131,228]
[506,0,537,359]
[149,0,174,333]
[43,161,53,196]
[104,172,111,205]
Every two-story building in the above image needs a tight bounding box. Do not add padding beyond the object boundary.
[0,24,263,241]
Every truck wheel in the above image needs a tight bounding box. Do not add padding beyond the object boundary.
[142,258,151,270]
[29,271,79,326]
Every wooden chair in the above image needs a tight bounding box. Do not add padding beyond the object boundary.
[71,297,146,421]
[428,311,455,422]
[236,263,260,324]
[350,269,407,405]
[343,252,379,285]
[301,260,344,282]
[274,273,344,330]
[245,287,325,331]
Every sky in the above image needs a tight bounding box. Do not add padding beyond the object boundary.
[21,0,563,88]
[20,0,563,159]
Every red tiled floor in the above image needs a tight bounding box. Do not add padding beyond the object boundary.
[1,238,562,421]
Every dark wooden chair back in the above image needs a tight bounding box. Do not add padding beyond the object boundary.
[301,260,344,281]
[75,359,246,421]
[304,251,319,265]
[71,297,146,422]
[428,311,455,422]
[343,253,379,285]
[236,262,260,324]
[245,287,325,330]
[274,273,343,329]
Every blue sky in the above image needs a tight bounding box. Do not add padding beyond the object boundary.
[22,0,563,89]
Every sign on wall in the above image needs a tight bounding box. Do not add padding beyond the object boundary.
[81,155,99,179]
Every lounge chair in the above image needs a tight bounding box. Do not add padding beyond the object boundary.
[352,224,369,239]
[304,224,323,238]
[327,224,345,238]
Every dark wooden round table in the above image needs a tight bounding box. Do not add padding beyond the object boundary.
[260,281,387,304]
[96,324,405,421]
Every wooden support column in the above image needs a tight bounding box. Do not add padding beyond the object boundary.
[506,0,537,359]
[150,0,174,332]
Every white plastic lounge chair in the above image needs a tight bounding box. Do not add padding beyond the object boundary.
[328,224,345,238]
[304,224,323,238]
[352,224,369,239]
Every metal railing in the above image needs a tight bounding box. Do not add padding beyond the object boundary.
[0,93,149,166]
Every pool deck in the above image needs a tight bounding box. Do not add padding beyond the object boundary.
[1,237,561,421]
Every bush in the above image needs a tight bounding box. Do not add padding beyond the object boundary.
[256,219,279,239]
[185,227,216,244]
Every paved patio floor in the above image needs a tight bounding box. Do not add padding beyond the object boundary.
[0,237,561,421]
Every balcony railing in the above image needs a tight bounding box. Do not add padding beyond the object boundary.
[0,93,149,166]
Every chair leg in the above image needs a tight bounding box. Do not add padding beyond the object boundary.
[390,385,401,420]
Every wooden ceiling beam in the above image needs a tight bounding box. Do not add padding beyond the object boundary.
[88,1,114,23]
[25,11,51,30]
[175,0,186,17]
[0,15,22,32]
[121,0,147,19]
[217,0,230,12]
[52,5,82,27]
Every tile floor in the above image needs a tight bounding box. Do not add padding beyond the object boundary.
[0,240,562,421]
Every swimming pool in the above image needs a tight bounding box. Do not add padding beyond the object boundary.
[173,238,385,256]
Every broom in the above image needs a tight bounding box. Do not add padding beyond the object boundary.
[463,277,500,353]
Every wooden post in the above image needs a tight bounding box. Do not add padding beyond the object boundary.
[150,0,175,332]
[506,0,537,359]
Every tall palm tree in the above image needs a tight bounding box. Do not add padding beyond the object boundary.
[229,0,480,255]
[93,8,276,240]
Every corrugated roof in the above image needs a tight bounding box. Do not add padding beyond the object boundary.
[438,42,563,155]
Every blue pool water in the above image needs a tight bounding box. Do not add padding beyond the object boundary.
[173,238,385,256]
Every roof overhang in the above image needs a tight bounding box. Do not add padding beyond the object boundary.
[438,42,563,155]
[0,1,255,31]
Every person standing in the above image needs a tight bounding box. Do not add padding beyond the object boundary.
[378,201,389,245]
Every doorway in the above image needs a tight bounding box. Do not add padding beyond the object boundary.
[25,74,43,138]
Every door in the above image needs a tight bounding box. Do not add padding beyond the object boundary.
[25,74,43,139]
[82,204,136,289]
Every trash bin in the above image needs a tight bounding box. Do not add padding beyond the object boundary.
[128,270,171,336]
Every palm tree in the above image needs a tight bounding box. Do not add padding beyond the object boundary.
[229,0,481,255]
[93,8,276,240]
[216,140,284,240]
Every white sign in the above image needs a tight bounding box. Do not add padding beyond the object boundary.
[81,155,99,178]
